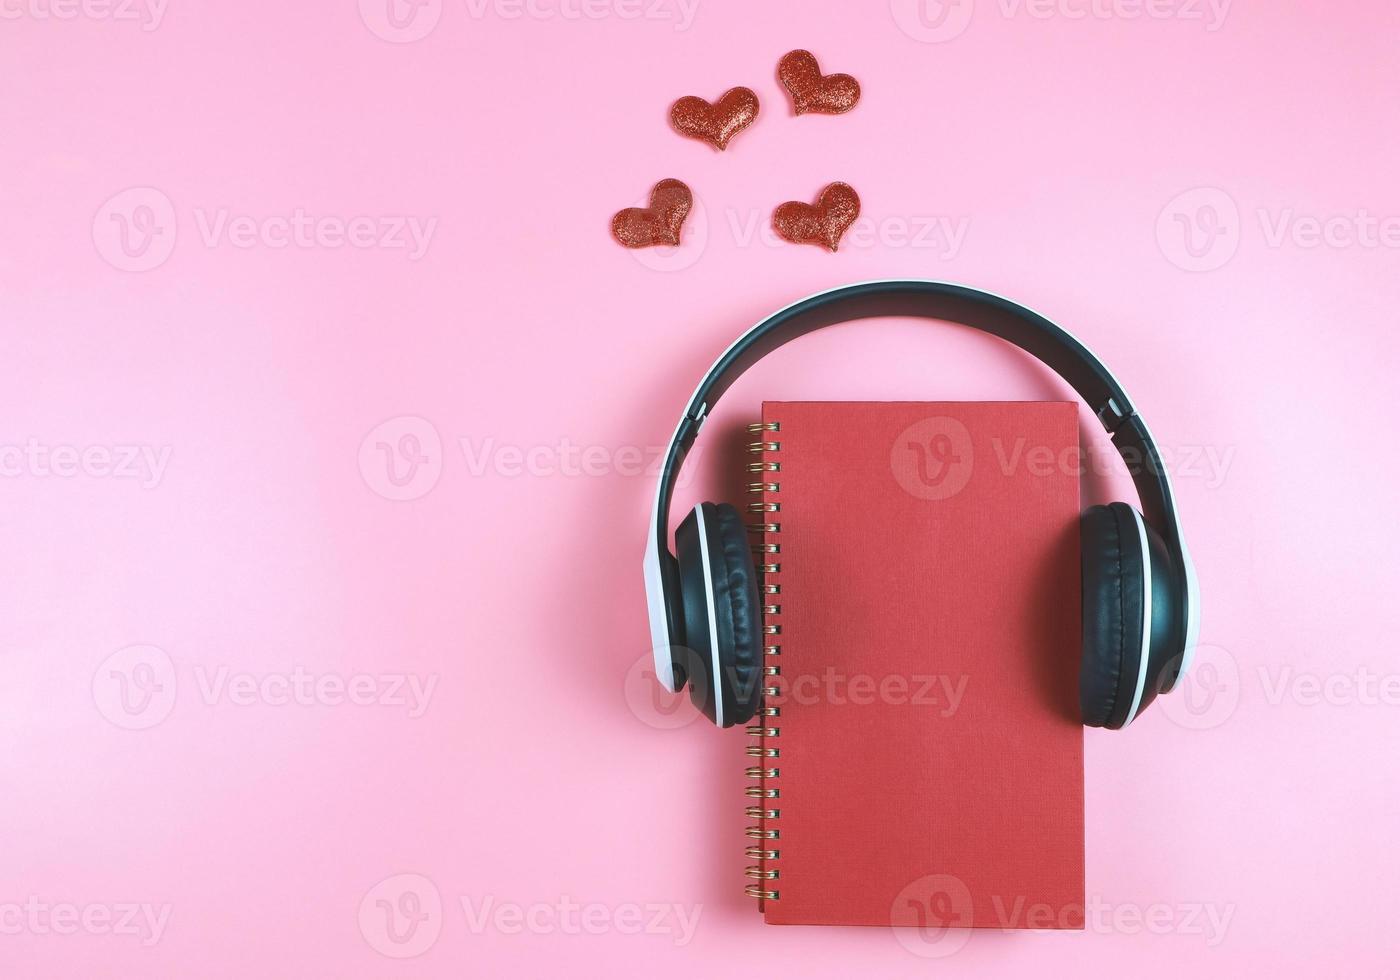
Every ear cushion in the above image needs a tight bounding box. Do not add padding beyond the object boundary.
[674,502,762,727]
[1080,502,1148,729]
[706,502,763,727]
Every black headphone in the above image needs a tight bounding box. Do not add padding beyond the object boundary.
[644,280,1199,730]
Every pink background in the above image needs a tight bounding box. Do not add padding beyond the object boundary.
[3,1,1398,976]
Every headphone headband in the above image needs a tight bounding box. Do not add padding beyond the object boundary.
[644,279,1197,692]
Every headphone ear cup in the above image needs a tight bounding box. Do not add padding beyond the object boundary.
[674,502,763,727]
[1079,502,1148,729]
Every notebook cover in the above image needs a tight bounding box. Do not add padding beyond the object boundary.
[750,401,1084,929]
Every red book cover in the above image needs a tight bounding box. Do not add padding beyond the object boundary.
[749,401,1084,930]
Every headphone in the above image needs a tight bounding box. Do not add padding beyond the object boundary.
[644,280,1200,730]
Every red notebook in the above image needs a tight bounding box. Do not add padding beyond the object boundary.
[745,402,1084,930]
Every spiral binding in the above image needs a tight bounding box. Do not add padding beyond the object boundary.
[744,420,781,904]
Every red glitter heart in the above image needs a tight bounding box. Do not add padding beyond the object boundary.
[669,87,760,150]
[611,179,693,249]
[772,182,861,252]
[777,50,861,116]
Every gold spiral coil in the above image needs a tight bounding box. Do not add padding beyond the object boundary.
[744,417,782,906]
